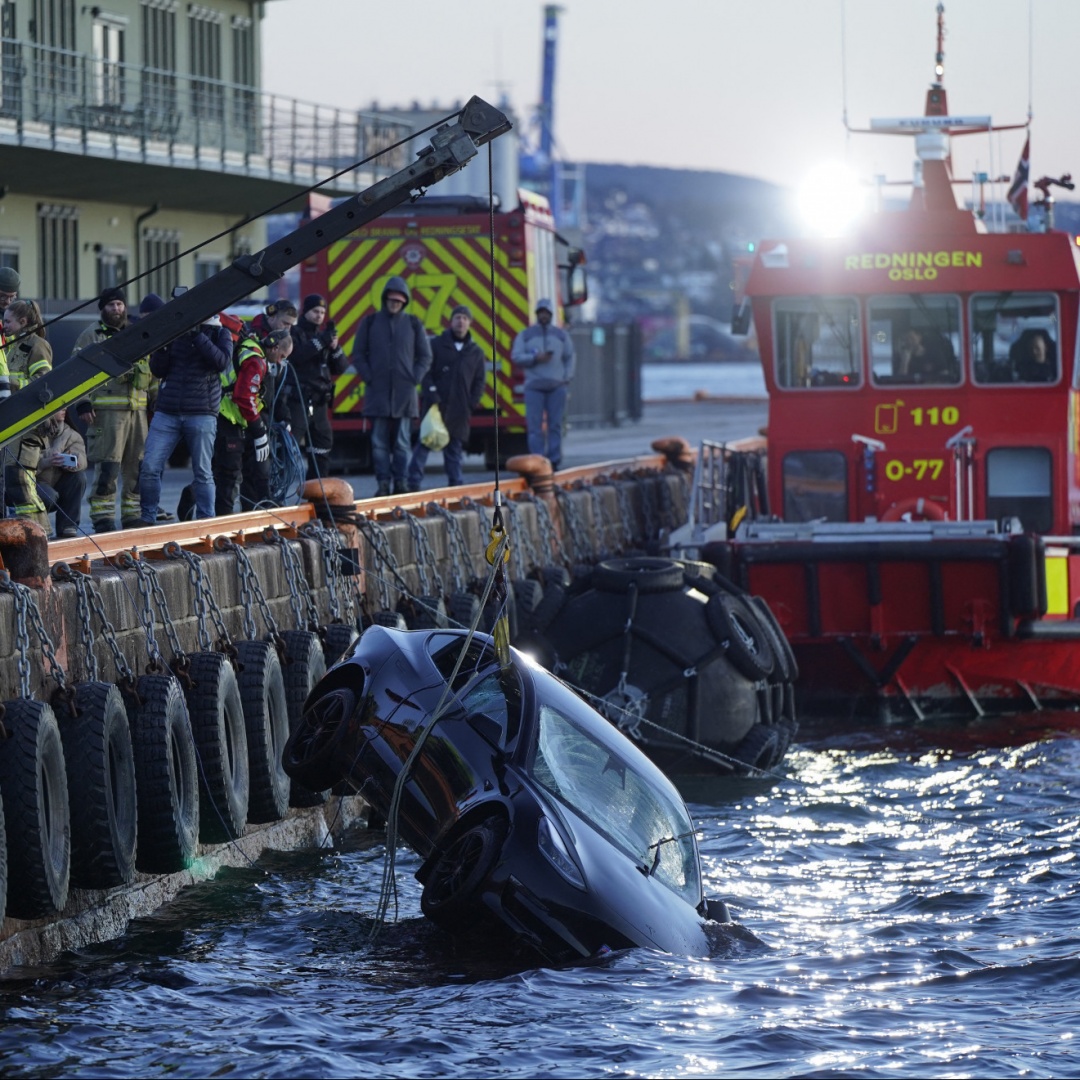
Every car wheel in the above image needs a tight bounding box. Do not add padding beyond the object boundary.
[420,815,507,930]
[282,687,356,793]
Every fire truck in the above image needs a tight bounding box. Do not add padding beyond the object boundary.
[298,189,587,470]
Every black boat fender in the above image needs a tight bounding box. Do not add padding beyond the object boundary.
[0,699,69,918]
[184,651,249,844]
[705,591,775,682]
[234,640,291,824]
[129,674,199,875]
[56,681,137,889]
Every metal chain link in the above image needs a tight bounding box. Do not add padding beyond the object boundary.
[267,529,321,631]
[614,476,638,551]
[0,572,67,696]
[165,544,233,653]
[519,492,568,568]
[60,563,100,682]
[509,498,544,576]
[639,474,659,545]
[356,517,414,611]
[425,504,471,592]
[120,551,186,670]
[301,522,343,621]
[554,487,594,565]
[54,564,136,685]
[585,483,613,561]
[658,475,678,533]
[396,509,445,598]
[215,538,281,642]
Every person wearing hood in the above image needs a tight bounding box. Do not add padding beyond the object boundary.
[71,288,157,531]
[289,293,348,478]
[352,276,432,496]
[510,298,576,471]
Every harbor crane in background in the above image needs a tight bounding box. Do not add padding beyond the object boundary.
[519,4,585,231]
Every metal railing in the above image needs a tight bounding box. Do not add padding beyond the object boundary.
[0,38,412,188]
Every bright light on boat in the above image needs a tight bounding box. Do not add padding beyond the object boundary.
[797,162,866,237]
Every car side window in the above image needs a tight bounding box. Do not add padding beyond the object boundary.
[461,668,523,743]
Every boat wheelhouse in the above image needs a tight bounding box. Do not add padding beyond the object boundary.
[682,14,1080,722]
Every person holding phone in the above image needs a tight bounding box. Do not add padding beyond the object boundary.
[35,407,87,539]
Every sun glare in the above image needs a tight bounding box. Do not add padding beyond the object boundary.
[797,161,867,237]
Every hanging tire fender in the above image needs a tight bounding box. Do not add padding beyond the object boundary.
[56,681,137,889]
[322,622,359,667]
[280,629,329,808]
[705,592,776,681]
[235,640,291,824]
[129,673,199,874]
[592,557,686,595]
[0,699,70,918]
[184,652,249,844]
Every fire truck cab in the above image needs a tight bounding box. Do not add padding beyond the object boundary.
[300,190,586,471]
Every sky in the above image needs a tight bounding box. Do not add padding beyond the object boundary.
[261,0,1080,199]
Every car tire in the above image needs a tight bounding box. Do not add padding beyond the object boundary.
[592,557,686,595]
[282,686,357,793]
[420,814,507,930]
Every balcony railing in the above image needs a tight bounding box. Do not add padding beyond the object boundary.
[0,38,413,188]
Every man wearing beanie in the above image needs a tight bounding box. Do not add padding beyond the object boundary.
[407,304,486,489]
[352,276,432,496]
[287,293,347,478]
[71,288,155,531]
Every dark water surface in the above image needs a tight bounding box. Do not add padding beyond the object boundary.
[3,714,1080,1078]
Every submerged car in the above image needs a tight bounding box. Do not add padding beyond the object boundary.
[283,626,736,962]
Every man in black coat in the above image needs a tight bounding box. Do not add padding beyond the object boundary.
[352,275,432,496]
[407,305,487,489]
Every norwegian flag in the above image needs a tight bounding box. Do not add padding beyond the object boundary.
[1007,136,1030,221]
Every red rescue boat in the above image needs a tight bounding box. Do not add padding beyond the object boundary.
[678,10,1080,722]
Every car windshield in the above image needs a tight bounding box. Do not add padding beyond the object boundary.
[529,702,701,905]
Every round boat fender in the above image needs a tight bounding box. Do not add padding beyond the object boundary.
[881,496,947,522]
[129,673,199,873]
[184,651,249,844]
[280,629,329,808]
[705,592,776,682]
[592,557,686,595]
[0,699,70,918]
[731,723,781,775]
[234,640,291,824]
[321,622,359,667]
[420,813,508,931]
[56,681,137,889]
[282,686,357,794]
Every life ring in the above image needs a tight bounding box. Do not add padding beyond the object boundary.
[420,813,507,930]
[881,497,947,522]
[280,629,328,808]
[283,686,357,793]
[0,699,70,918]
[57,681,137,889]
[184,651,249,844]
[705,592,776,682]
[130,673,199,874]
[235,640,291,824]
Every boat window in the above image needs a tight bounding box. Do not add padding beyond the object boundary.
[985,448,1053,533]
[868,294,962,386]
[970,292,1060,385]
[530,703,701,906]
[773,297,861,388]
[783,451,847,522]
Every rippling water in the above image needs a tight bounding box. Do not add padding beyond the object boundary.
[3,714,1080,1078]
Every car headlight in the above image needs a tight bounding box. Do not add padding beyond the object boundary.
[537,816,586,891]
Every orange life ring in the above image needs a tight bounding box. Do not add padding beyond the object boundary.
[881,496,947,522]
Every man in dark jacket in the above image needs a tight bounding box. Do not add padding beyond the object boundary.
[406,305,487,489]
[288,293,347,478]
[130,314,233,524]
[352,276,432,496]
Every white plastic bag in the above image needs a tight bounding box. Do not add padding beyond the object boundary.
[419,403,451,450]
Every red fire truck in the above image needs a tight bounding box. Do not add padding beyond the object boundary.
[299,190,586,470]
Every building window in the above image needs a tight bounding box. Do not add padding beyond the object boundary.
[194,256,221,284]
[32,0,78,103]
[189,6,223,122]
[0,245,19,281]
[230,16,254,131]
[143,227,180,298]
[92,16,126,107]
[96,248,129,294]
[142,1,178,116]
[0,2,20,118]
[38,203,79,300]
